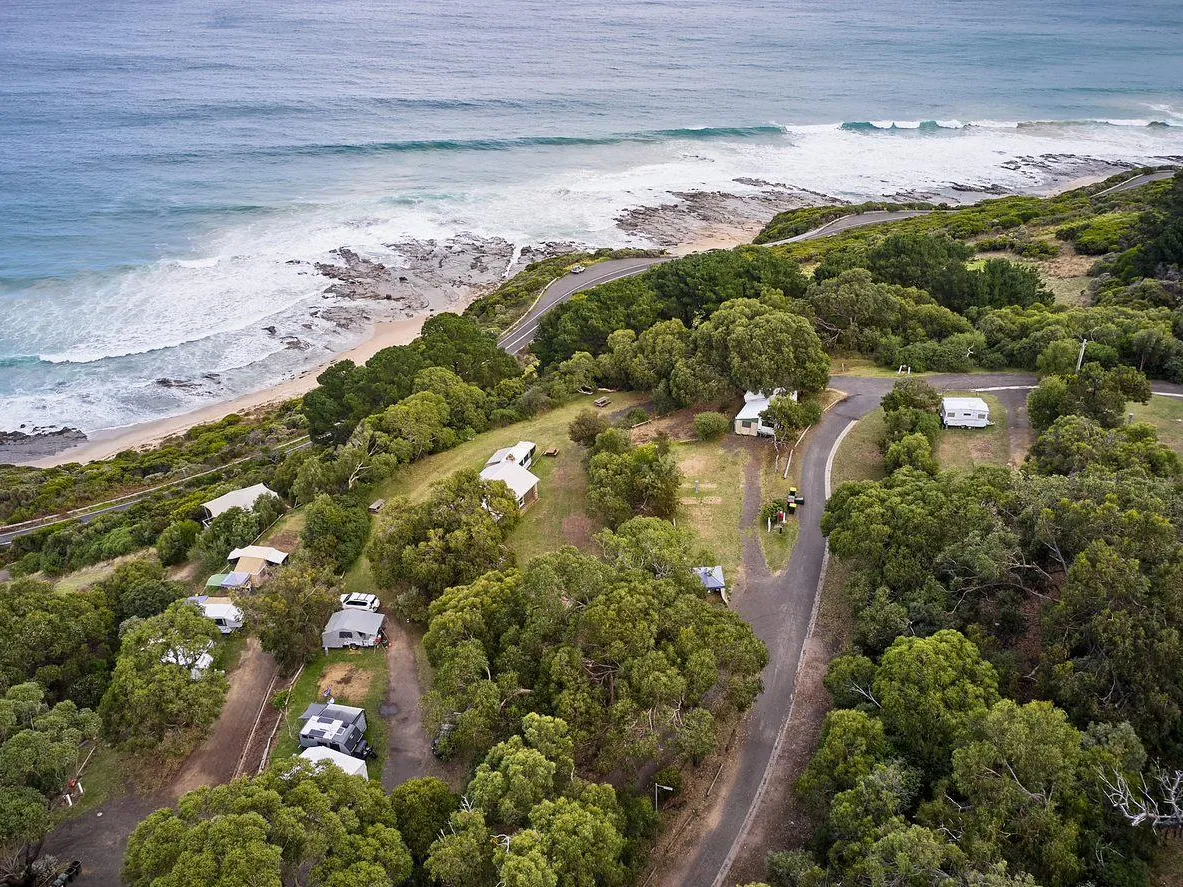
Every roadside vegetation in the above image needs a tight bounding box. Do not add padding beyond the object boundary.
[462,247,663,334]
[4,169,1183,886]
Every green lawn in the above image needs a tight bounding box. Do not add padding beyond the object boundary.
[674,441,748,580]
[507,443,603,563]
[350,394,646,590]
[831,408,887,486]
[375,393,646,505]
[1131,396,1183,455]
[830,358,931,379]
[935,393,1010,470]
[272,647,389,779]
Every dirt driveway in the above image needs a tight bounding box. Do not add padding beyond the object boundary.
[381,620,454,789]
[46,639,278,884]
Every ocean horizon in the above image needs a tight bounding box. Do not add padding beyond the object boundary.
[2,0,1182,434]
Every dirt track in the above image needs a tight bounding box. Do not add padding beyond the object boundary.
[46,639,278,885]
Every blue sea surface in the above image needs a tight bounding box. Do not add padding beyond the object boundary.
[1,0,1182,432]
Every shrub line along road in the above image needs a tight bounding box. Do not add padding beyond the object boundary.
[30,181,1182,882]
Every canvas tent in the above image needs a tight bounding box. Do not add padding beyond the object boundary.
[200,483,277,524]
[480,461,540,509]
[227,545,289,577]
[299,745,369,779]
[321,609,385,650]
[162,641,215,680]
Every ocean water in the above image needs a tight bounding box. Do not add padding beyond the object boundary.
[1,0,1182,434]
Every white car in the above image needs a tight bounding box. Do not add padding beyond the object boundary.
[339,592,381,613]
[569,264,586,274]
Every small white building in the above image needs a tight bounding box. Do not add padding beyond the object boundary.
[734,389,797,437]
[480,460,540,509]
[187,596,244,634]
[299,745,369,779]
[486,441,537,471]
[941,396,991,429]
[200,483,278,525]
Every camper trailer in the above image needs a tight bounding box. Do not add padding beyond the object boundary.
[187,596,244,634]
[297,702,372,759]
[321,609,386,650]
[941,396,991,429]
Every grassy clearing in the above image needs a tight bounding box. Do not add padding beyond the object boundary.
[674,441,748,580]
[375,393,646,505]
[936,393,1010,470]
[260,508,305,553]
[44,549,153,593]
[831,409,887,486]
[1041,274,1091,305]
[1131,396,1183,455]
[507,443,603,563]
[272,647,389,779]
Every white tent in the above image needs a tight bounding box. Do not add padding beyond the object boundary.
[480,461,540,507]
[227,545,289,565]
[298,745,369,779]
[201,483,277,521]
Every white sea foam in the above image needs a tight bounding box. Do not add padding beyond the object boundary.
[2,120,1181,432]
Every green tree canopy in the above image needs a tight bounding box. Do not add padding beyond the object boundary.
[366,468,518,618]
[124,758,412,887]
[99,601,228,745]
[301,495,372,573]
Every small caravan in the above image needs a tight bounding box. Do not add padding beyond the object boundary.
[187,596,244,634]
[940,396,991,429]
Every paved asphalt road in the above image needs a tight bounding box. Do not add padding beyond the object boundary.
[674,372,1033,887]
[496,208,938,356]
[1096,168,1177,196]
[497,257,666,354]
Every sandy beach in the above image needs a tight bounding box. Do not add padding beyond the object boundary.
[11,169,1125,470]
[22,315,430,468]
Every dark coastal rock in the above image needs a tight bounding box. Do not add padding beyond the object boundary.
[155,378,202,390]
[0,427,87,464]
[615,185,826,248]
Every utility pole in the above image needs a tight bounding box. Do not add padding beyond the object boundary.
[1075,338,1088,372]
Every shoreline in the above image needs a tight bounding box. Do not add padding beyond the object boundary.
[7,169,1127,469]
[20,315,430,468]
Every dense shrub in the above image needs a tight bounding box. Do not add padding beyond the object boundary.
[693,412,731,440]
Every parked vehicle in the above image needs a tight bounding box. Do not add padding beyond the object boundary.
[570,264,586,274]
[339,592,381,613]
[297,702,374,759]
[322,609,387,650]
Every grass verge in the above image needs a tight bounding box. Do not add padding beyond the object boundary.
[1131,396,1183,455]
[831,408,887,485]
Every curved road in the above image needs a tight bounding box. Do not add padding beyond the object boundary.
[675,373,1182,887]
[497,207,939,355]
